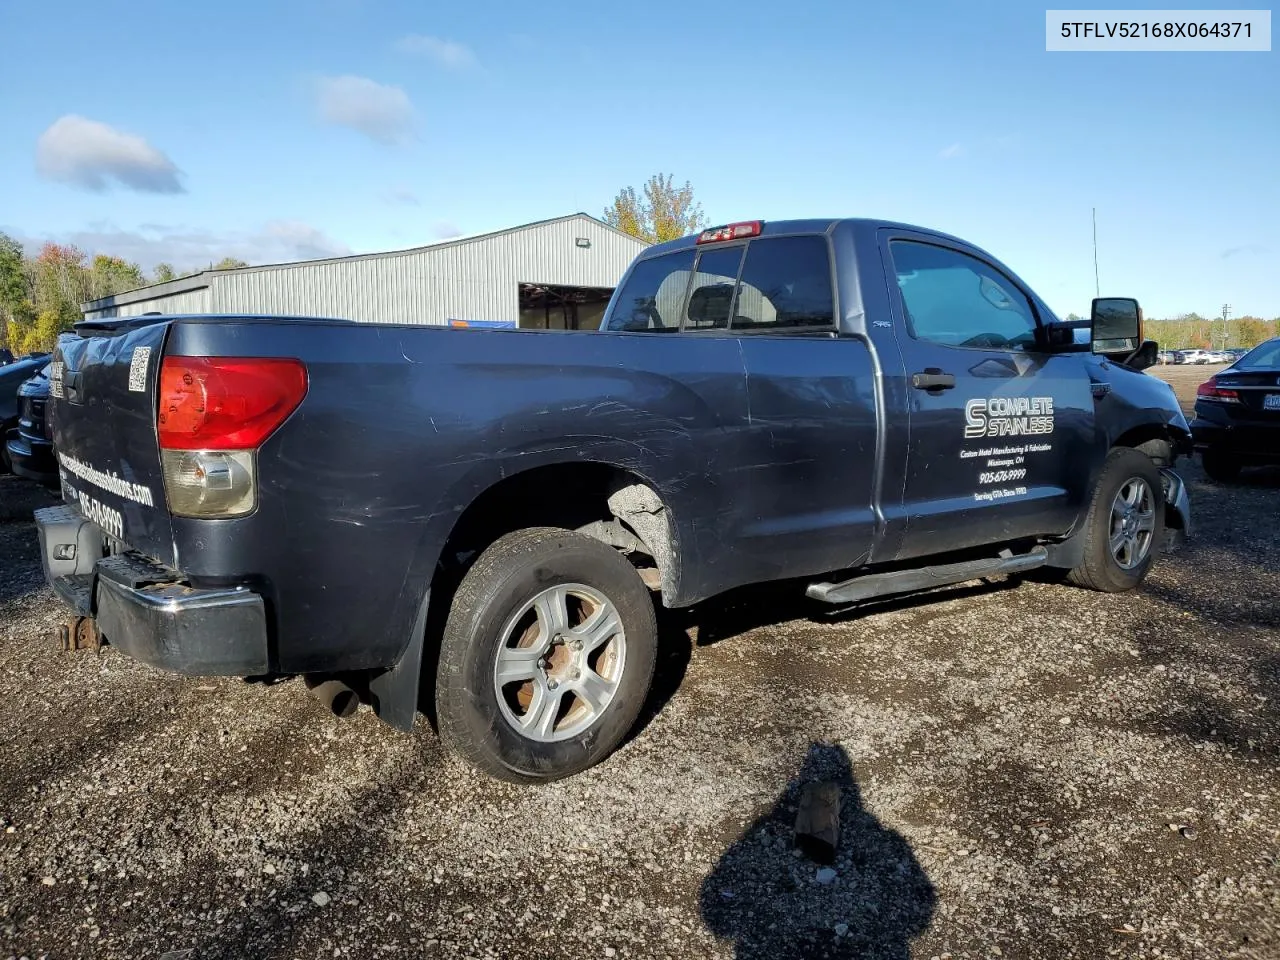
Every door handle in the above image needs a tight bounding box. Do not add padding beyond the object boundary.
[911,369,956,391]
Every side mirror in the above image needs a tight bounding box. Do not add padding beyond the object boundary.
[1045,319,1091,349]
[1091,297,1142,354]
[1127,339,1160,371]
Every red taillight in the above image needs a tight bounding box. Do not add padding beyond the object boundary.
[696,221,763,244]
[1196,377,1239,403]
[157,356,307,450]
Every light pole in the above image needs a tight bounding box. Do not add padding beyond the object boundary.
[1221,303,1231,351]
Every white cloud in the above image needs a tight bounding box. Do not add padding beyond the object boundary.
[315,75,415,145]
[938,143,966,160]
[432,221,463,239]
[36,115,184,194]
[395,34,478,69]
[383,186,421,206]
[10,221,351,274]
[1221,243,1266,259]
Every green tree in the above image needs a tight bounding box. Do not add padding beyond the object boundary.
[0,233,26,315]
[0,233,28,352]
[604,173,707,243]
[87,254,144,301]
[212,257,249,270]
[153,262,177,283]
[4,300,38,355]
[1227,316,1271,349]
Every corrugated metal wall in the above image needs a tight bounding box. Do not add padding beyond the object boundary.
[208,216,647,325]
[83,286,211,320]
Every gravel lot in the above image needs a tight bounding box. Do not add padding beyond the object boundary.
[2,364,1278,960]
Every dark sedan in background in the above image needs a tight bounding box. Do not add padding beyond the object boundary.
[0,352,51,475]
[4,361,57,486]
[1192,336,1280,481]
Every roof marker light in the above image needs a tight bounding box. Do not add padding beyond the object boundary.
[696,221,763,244]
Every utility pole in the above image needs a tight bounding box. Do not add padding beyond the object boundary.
[1092,207,1100,298]
[1222,303,1231,351]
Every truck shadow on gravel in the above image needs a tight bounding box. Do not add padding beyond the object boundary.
[700,741,935,960]
[676,576,1024,649]
[627,578,1023,747]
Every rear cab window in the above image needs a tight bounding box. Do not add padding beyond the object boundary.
[603,249,696,331]
[603,234,834,334]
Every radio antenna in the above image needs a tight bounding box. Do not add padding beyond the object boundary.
[1092,207,1100,297]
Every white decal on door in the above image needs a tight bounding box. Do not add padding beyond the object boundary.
[964,397,1055,439]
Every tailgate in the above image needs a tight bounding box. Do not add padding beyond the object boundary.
[51,320,177,567]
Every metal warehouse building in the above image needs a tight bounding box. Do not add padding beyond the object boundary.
[81,213,649,330]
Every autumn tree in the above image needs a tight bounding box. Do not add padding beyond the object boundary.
[1,245,139,352]
[213,257,249,270]
[153,262,177,283]
[31,243,89,326]
[87,254,145,302]
[604,173,707,243]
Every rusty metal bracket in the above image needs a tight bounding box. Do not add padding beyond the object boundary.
[59,616,103,653]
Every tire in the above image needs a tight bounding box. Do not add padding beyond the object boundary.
[1201,447,1241,483]
[1066,447,1165,593]
[435,526,658,784]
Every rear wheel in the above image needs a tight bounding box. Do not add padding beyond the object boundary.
[1201,447,1241,483]
[435,527,657,783]
[1067,447,1164,593]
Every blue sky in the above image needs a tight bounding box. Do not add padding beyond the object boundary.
[0,0,1275,318]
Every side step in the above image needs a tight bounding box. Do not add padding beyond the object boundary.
[806,546,1049,605]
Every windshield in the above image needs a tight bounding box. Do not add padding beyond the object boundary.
[1235,339,1280,369]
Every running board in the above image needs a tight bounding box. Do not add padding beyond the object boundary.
[805,546,1049,605]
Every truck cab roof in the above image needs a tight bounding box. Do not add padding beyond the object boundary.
[638,218,985,259]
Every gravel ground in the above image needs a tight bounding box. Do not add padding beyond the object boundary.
[2,365,1278,960]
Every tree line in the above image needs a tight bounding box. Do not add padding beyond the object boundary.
[4,178,1277,356]
[1142,314,1279,351]
[0,231,247,355]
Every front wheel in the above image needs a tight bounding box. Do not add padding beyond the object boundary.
[1066,447,1165,593]
[435,527,658,783]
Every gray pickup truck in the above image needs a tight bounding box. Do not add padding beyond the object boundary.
[34,217,1191,782]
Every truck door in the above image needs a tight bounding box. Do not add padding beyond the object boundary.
[879,230,1096,560]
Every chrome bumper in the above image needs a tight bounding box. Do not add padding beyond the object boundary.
[34,505,270,676]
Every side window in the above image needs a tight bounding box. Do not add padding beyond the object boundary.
[603,249,696,332]
[732,236,834,330]
[684,247,745,330]
[890,241,1039,351]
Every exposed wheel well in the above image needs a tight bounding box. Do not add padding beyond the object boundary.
[431,463,674,598]
[1112,424,1178,467]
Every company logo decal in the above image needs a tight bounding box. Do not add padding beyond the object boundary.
[964,396,1055,439]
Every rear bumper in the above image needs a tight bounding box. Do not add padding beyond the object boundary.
[5,429,58,485]
[1190,416,1280,462]
[34,504,269,675]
